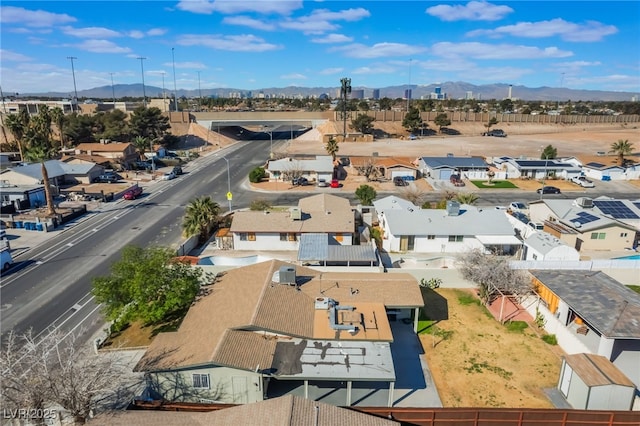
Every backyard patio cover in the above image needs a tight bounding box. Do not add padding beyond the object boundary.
[297,233,378,264]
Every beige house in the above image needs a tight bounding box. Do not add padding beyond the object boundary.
[230,194,355,250]
[135,260,424,407]
[74,142,138,165]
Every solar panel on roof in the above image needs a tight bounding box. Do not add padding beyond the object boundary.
[586,162,605,168]
[572,211,600,224]
[633,202,640,210]
[593,200,640,219]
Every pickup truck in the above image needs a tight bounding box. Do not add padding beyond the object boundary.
[571,176,595,188]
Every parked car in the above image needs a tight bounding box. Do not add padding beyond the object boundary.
[528,221,544,231]
[94,174,119,183]
[571,176,595,188]
[450,174,465,187]
[393,176,409,186]
[482,129,507,137]
[537,186,561,194]
[123,186,143,200]
[292,177,309,186]
[408,134,418,140]
[330,179,340,188]
[162,171,176,181]
[508,202,528,213]
[339,157,350,166]
[512,211,530,224]
[172,165,183,175]
[316,179,328,187]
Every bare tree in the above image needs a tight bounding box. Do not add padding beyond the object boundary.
[353,158,381,181]
[456,249,531,305]
[281,160,305,181]
[399,186,426,206]
[1,329,132,424]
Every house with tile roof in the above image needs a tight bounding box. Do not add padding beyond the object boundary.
[349,157,419,180]
[93,394,399,426]
[134,260,424,406]
[75,141,138,166]
[416,156,490,180]
[529,197,640,252]
[527,270,640,389]
[266,155,335,182]
[373,196,521,254]
[230,194,355,250]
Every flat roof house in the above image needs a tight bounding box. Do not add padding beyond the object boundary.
[494,157,582,180]
[417,156,488,180]
[135,260,424,407]
[230,194,355,250]
[528,270,640,389]
[373,196,521,255]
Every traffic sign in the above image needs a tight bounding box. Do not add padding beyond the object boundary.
[226,192,233,201]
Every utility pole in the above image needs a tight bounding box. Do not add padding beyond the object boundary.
[67,56,79,112]
[407,58,412,112]
[340,77,351,142]
[109,72,116,105]
[137,57,147,107]
[161,72,167,112]
[172,48,178,112]
[197,71,202,111]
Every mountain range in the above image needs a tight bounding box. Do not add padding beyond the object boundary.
[23,81,638,102]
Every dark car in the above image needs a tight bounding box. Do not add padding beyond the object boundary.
[172,165,183,175]
[393,176,409,186]
[292,177,309,186]
[512,211,530,224]
[537,186,561,194]
[483,129,507,137]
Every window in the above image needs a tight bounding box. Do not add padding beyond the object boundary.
[532,254,538,260]
[288,233,297,242]
[427,235,435,240]
[248,232,256,241]
[590,232,605,240]
[448,235,463,242]
[280,233,287,241]
[620,232,628,237]
[192,373,210,389]
[239,233,247,241]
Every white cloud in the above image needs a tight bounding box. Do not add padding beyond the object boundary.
[177,0,302,15]
[61,26,121,38]
[556,60,602,68]
[426,1,513,22]
[280,7,370,34]
[466,18,618,42]
[311,33,353,44]
[223,16,277,31]
[128,30,145,39]
[147,28,167,36]
[318,67,344,75]
[352,64,397,75]
[177,34,282,52]
[163,61,207,69]
[0,6,76,27]
[567,74,640,91]
[431,42,572,59]
[71,39,132,54]
[0,49,33,62]
[280,73,307,80]
[331,42,427,58]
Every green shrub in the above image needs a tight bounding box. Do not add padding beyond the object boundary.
[505,321,528,333]
[457,292,480,306]
[250,199,272,211]
[542,334,558,345]
[249,167,266,183]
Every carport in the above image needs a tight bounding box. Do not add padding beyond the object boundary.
[298,233,379,267]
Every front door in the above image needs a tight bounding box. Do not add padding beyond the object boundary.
[575,238,583,251]
[400,236,408,252]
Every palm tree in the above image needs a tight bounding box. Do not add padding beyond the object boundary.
[325,136,339,160]
[133,135,148,160]
[4,108,30,161]
[182,196,221,243]
[23,144,57,216]
[455,192,479,205]
[50,107,65,150]
[609,139,634,166]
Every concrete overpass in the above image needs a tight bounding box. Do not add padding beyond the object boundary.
[191,111,332,130]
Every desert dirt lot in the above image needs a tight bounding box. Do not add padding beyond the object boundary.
[419,288,562,408]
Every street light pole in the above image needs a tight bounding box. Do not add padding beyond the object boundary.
[407,58,412,112]
[137,57,147,107]
[223,156,232,212]
[264,126,273,158]
[67,56,79,113]
[109,72,116,106]
[540,148,549,200]
[197,71,202,111]
[172,48,178,112]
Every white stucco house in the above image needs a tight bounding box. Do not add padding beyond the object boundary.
[230,194,354,250]
[563,155,640,181]
[527,270,640,391]
[0,160,66,186]
[522,232,580,261]
[373,196,521,254]
[492,157,582,180]
[266,155,334,182]
[416,156,492,180]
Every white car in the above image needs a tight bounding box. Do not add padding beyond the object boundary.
[162,171,176,181]
[508,202,528,213]
[571,176,595,188]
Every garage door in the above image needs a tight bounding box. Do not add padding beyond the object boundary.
[391,170,414,179]
[439,169,453,180]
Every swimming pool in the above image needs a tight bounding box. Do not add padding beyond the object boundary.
[198,255,272,266]
[613,254,640,260]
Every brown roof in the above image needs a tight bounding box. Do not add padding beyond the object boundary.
[230,194,354,234]
[135,260,423,372]
[61,154,113,165]
[90,395,398,425]
[564,353,635,387]
[76,142,134,153]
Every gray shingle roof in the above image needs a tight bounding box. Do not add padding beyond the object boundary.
[420,156,487,169]
[9,160,66,179]
[268,156,334,173]
[530,270,640,338]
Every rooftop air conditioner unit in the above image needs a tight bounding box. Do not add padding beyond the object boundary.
[278,266,296,285]
[290,207,302,220]
[576,197,594,208]
[446,200,460,216]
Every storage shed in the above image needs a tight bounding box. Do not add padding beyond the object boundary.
[558,353,636,411]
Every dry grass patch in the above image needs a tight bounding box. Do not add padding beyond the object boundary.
[420,288,563,408]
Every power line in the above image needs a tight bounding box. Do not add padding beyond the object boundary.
[67,56,78,112]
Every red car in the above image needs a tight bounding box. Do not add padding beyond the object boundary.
[123,186,143,200]
[330,179,340,188]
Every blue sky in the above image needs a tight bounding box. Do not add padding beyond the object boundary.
[1,1,639,94]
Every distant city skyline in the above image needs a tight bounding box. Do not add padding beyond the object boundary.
[1,1,639,94]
